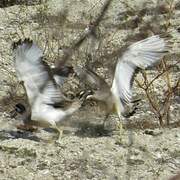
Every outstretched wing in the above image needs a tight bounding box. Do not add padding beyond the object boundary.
[13,39,43,62]
[111,35,168,113]
[13,39,67,106]
[13,39,43,81]
[13,39,82,127]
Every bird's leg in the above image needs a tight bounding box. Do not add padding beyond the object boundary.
[119,119,123,139]
[113,103,124,143]
[115,106,124,143]
[116,118,123,144]
[55,126,64,143]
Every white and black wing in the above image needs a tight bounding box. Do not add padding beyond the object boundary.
[13,39,78,126]
[36,81,69,108]
[13,39,48,105]
[111,35,168,114]
[13,39,43,63]
[13,39,43,81]
[13,39,66,106]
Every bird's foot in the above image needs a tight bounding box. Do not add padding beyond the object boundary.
[54,128,64,144]
[55,138,62,145]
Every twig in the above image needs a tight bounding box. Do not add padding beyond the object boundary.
[147,60,179,89]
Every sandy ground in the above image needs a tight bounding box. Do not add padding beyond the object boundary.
[0,0,179,179]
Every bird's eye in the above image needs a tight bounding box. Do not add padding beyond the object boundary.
[15,103,26,113]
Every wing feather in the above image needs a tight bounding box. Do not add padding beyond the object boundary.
[13,39,66,106]
[111,35,168,114]
[13,39,80,125]
[14,39,43,64]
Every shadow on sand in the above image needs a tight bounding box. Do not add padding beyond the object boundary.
[75,122,112,137]
[0,129,41,142]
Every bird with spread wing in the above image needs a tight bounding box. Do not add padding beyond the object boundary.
[74,35,169,127]
[12,38,85,141]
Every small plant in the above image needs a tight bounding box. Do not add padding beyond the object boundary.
[135,59,179,126]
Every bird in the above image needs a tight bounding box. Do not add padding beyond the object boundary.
[74,35,169,128]
[12,38,87,142]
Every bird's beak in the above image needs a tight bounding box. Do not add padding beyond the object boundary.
[86,94,93,100]
[78,89,93,100]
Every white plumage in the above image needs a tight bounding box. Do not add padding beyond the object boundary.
[111,35,168,115]
[13,39,81,140]
[75,35,168,119]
